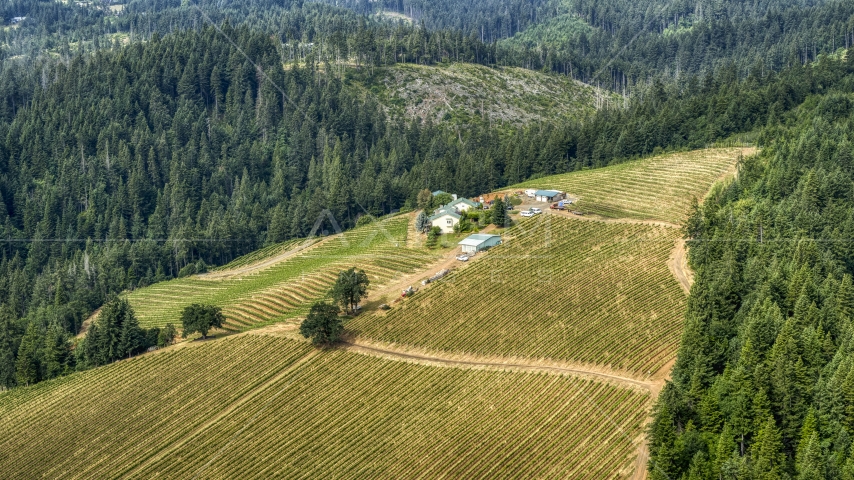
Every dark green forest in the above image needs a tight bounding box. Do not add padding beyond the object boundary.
[3,0,853,85]
[649,53,854,478]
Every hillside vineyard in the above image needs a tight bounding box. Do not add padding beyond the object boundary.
[351,215,685,377]
[0,335,649,479]
[1,0,853,477]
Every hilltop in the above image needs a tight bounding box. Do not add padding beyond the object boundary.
[510,147,754,224]
[347,62,615,127]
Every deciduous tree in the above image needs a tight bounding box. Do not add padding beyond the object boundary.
[181,304,225,340]
[299,302,343,346]
[331,268,370,315]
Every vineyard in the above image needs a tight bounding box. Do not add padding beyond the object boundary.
[349,215,686,377]
[0,335,649,479]
[510,148,751,224]
[8,149,737,478]
[210,238,306,272]
[126,216,439,331]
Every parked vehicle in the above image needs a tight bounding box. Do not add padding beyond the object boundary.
[402,286,417,297]
[530,207,542,214]
[525,189,536,197]
[550,203,565,210]
[456,254,469,261]
[520,210,535,217]
[507,204,514,211]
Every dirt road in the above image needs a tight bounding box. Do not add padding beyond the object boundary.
[341,339,656,391]
[667,238,693,293]
[367,223,496,307]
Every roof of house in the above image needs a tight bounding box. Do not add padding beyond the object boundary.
[534,190,562,197]
[431,190,446,196]
[448,198,479,209]
[458,234,501,247]
[429,208,461,221]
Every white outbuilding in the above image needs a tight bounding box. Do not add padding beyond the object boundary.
[458,234,502,254]
[534,190,564,202]
[446,197,479,212]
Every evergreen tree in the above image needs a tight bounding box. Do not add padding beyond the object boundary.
[751,416,787,480]
[118,310,144,359]
[415,211,429,233]
[492,197,506,226]
[0,306,18,389]
[15,322,43,387]
[42,324,70,380]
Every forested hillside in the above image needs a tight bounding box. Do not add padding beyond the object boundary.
[5,0,852,87]
[502,0,854,86]
[0,21,844,389]
[648,53,854,478]
[322,0,854,85]
[318,0,559,41]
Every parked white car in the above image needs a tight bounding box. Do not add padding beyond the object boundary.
[456,254,469,261]
[530,207,542,214]
[520,210,535,217]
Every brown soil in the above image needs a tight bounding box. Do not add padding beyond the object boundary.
[667,238,693,294]
[368,222,496,308]
[339,338,653,391]
[75,308,100,339]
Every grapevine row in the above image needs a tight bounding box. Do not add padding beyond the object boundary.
[511,148,744,223]
[350,216,686,377]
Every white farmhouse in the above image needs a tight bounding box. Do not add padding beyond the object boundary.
[446,197,479,212]
[429,208,461,234]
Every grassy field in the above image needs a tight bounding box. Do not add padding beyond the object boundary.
[126,216,439,331]
[0,335,649,479]
[349,215,686,377]
[510,148,750,224]
[348,62,616,127]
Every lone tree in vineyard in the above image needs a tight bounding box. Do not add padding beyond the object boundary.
[181,304,224,339]
[300,302,343,347]
[331,268,370,315]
